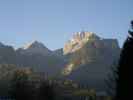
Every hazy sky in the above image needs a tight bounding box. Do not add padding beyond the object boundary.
[0,0,133,50]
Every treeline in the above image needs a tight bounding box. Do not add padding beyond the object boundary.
[0,64,79,100]
[9,69,55,100]
[0,64,55,100]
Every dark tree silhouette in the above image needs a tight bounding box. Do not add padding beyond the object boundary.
[9,70,34,100]
[115,21,133,100]
[37,80,55,100]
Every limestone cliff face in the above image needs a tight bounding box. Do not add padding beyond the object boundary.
[62,32,120,75]
[63,32,100,55]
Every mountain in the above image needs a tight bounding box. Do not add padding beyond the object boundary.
[63,32,100,55]
[0,41,64,76]
[61,32,120,91]
[63,32,120,75]
[54,48,64,57]
[0,42,16,64]
[0,32,120,92]
[15,41,64,76]
[17,41,52,56]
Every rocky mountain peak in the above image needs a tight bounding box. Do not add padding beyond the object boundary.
[23,41,46,50]
[18,41,52,55]
[63,32,100,55]
[72,31,100,41]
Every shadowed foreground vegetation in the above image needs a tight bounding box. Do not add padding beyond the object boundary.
[0,64,112,100]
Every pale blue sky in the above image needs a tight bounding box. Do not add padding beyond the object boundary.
[0,0,133,50]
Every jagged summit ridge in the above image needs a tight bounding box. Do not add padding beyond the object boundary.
[72,31,100,41]
[23,41,46,50]
[18,40,52,55]
[63,32,101,55]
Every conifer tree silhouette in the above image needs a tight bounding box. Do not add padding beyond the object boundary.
[115,21,133,100]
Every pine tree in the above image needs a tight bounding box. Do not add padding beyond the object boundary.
[115,21,133,100]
